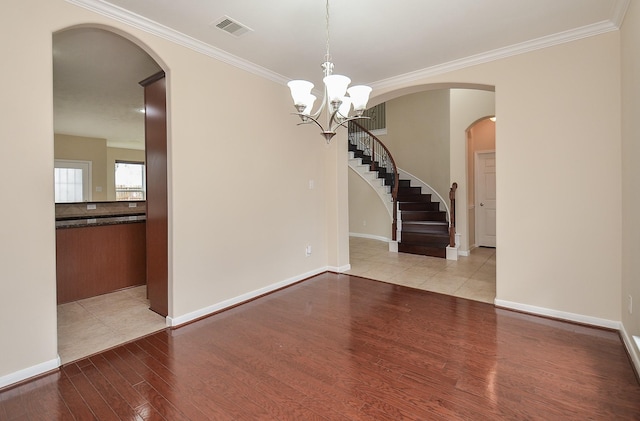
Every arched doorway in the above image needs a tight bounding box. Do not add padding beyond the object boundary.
[466,117,496,249]
[53,26,169,363]
[345,85,497,302]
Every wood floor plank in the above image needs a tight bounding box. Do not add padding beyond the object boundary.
[66,370,120,421]
[111,345,216,421]
[56,376,98,421]
[1,272,639,420]
[88,354,148,410]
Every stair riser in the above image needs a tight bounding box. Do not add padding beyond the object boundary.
[398,244,447,258]
[401,211,447,221]
[402,224,449,234]
[399,202,441,211]
[400,232,450,244]
[397,195,433,202]
[398,186,422,195]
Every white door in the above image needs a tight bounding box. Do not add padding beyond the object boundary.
[476,152,496,247]
[54,159,92,203]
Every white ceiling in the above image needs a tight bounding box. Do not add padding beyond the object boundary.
[55,0,629,149]
[53,28,161,149]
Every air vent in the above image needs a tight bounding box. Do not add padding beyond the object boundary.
[213,16,253,37]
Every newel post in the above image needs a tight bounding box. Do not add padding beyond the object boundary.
[449,182,458,248]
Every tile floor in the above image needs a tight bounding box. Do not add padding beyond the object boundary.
[57,285,166,364]
[345,236,496,303]
[57,239,495,364]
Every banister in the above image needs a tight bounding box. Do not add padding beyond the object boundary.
[449,182,458,247]
[350,121,399,241]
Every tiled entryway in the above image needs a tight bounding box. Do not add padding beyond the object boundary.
[57,285,166,364]
[346,236,496,303]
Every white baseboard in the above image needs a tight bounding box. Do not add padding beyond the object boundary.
[329,264,351,273]
[446,246,458,261]
[494,299,621,330]
[348,232,392,243]
[167,267,329,327]
[620,324,640,377]
[0,356,60,389]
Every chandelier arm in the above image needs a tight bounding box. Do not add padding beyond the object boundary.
[292,113,329,132]
[308,89,327,120]
[331,115,372,132]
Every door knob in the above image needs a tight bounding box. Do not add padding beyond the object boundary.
[480,202,484,206]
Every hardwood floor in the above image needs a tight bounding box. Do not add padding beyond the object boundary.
[2,272,639,420]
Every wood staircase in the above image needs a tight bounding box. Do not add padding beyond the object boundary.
[396,180,449,258]
[348,127,451,258]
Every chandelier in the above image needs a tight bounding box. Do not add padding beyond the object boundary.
[287,0,372,143]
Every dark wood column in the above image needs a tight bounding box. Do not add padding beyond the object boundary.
[140,71,168,317]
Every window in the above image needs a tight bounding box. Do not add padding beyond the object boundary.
[54,159,91,203]
[348,102,386,135]
[115,161,146,201]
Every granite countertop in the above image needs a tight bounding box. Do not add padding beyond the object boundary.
[56,214,146,229]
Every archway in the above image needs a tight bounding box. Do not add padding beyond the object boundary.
[466,116,496,249]
[52,25,169,363]
[347,84,495,256]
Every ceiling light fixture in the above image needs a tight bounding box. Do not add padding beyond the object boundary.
[287,0,372,143]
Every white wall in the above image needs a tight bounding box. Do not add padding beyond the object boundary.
[348,168,392,240]
[0,0,339,384]
[373,31,622,323]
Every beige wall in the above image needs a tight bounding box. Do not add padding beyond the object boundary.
[348,169,392,240]
[0,0,338,383]
[621,1,640,361]
[379,89,451,201]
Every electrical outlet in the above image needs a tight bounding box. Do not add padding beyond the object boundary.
[305,245,312,257]
[87,204,96,210]
[363,220,367,226]
[629,295,633,314]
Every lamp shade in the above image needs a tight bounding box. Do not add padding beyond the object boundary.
[323,75,351,103]
[337,97,352,119]
[302,94,317,115]
[287,80,314,106]
[347,85,372,112]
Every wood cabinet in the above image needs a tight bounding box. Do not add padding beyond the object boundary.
[140,71,168,316]
[56,222,146,304]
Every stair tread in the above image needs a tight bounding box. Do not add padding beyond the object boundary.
[403,221,448,225]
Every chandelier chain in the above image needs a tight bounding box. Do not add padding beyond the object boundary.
[325,0,331,63]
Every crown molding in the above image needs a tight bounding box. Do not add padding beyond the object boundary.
[371,19,621,91]
[65,0,289,85]
[66,0,629,92]
[611,0,631,27]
